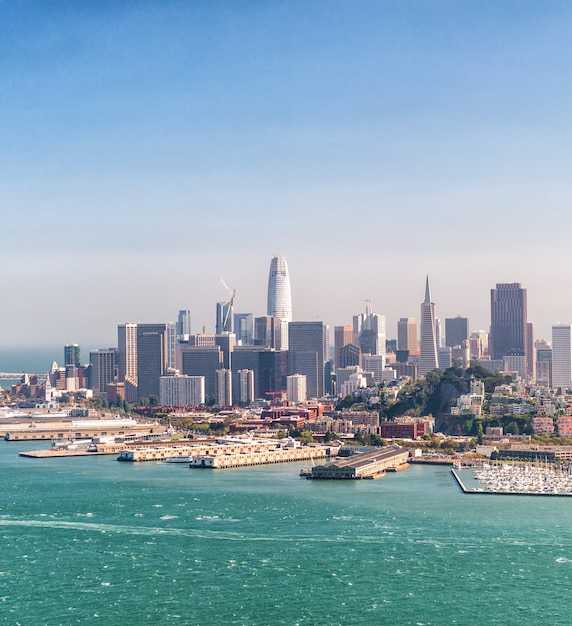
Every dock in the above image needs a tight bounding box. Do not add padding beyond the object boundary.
[305,445,409,479]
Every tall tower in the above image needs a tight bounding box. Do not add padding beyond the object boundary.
[551,324,571,390]
[288,321,324,399]
[267,255,292,350]
[118,322,138,383]
[490,283,528,367]
[419,276,438,377]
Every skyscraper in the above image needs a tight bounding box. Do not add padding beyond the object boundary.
[334,325,354,369]
[216,301,233,334]
[136,323,169,401]
[397,318,419,356]
[89,349,116,398]
[267,255,292,350]
[551,324,571,390]
[445,317,469,348]
[288,321,324,399]
[419,276,438,377]
[118,322,138,383]
[353,301,386,358]
[490,283,528,367]
[176,310,191,339]
[64,344,80,367]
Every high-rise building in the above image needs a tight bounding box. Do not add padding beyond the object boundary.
[159,373,205,407]
[397,318,419,356]
[339,344,361,368]
[64,344,80,367]
[334,325,354,369]
[179,345,223,400]
[419,277,439,377]
[89,349,116,398]
[118,322,138,383]
[435,318,443,349]
[176,310,191,339]
[551,325,572,390]
[216,301,233,334]
[287,374,307,403]
[215,333,236,369]
[235,369,255,404]
[234,313,254,345]
[353,301,386,358]
[490,283,528,367]
[288,321,324,399]
[215,369,232,406]
[526,321,536,383]
[267,255,292,350]
[445,317,469,348]
[136,323,169,401]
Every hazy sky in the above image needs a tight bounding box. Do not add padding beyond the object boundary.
[2,1,572,349]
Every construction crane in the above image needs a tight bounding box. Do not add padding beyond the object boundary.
[219,277,236,331]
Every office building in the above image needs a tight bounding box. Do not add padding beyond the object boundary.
[552,325,572,390]
[490,282,528,369]
[334,325,354,369]
[267,255,292,350]
[362,354,385,384]
[64,344,80,367]
[136,323,169,401]
[215,332,236,369]
[90,349,116,398]
[419,277,439,377]
[353,302,386,357]
[176,310,191,339]
[180,345,224,400]
[397,318,419,356]
[234,313,254,345]
[288,321,324,399]
[216,301,233,334]
[339,344,361,368]
[445,317,469,348]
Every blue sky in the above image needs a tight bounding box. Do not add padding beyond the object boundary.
[1,1,571,349]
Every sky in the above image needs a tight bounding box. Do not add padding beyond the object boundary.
[1,0,572,350]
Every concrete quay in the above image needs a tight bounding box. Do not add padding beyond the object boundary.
[3,421,157,442]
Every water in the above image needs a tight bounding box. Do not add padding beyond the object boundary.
[1,441,571,625]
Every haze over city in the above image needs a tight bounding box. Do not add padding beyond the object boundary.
[2,1,572,348]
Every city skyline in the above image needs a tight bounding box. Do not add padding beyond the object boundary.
[2,3,572,347]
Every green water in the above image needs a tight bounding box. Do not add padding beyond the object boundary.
[1,441,571,625]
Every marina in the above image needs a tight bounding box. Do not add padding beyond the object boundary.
[452,463,572,496]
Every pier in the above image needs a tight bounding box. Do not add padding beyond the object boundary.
[305,445,409,480]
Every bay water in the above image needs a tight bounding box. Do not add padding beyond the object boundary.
[1,441,571,625]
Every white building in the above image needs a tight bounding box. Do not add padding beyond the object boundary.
[267,255,292,350]
[159,373,205,407]
[287,374,307,403]
[552,324,572,390]
[362,354,385,383]
[215,368,232,406]
[236,369,255,404]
